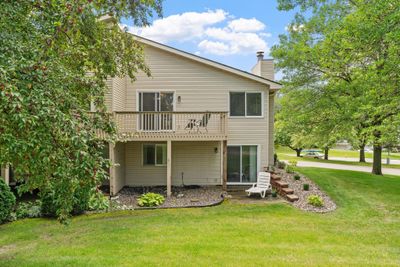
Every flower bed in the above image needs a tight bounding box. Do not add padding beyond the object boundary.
[111,186,224,210]
[275,169,337,213]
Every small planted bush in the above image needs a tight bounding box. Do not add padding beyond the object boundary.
[16,200,42,219]
[294,174,301,180]
[0,179,16,224]
[288,160,298,167]
[138,192,165,207]
[271,189,278,198]
[285,165,294,174]
[268,166,276,173]
[308,195,324,207]
[277,161,286,169]
[89,191,110,211]
[303,184,310,191]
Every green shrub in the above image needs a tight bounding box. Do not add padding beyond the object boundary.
[294,174,301,180]
[137,192,165,207]
[40,190,58,217]
[274,153,278,165]
[89,191,110,211]
[277,161,286,169]
[303,184,310,191]
[41,186,104,217]
[268,166,276,173]
[308,195,324,207]
[288,160,298,167]
[16,200,42,219]
[285,165,294,173]
[271,189,278,198]
[0,179,16,224]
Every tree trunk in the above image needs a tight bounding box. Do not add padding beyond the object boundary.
[324,147,329,160]
[372,144,382,175]
[295,149,302,157]
[359,144,366,163]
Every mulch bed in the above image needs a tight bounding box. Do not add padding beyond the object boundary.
[112,186,224,210]
[275,168,337,213]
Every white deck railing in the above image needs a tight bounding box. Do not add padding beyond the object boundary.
[101,111,228,141]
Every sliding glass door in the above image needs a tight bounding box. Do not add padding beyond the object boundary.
[227,145,258,183]
[138,92,174,131]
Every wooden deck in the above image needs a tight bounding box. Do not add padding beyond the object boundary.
[96,111,228,141]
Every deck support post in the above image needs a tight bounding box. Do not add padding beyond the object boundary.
[222,140,227,191]
[109,143,115,196]
[167,140,172,197]
[1,164,10,185]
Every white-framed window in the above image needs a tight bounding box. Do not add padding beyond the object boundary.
[143,144,167,166]
[229,92,263,117]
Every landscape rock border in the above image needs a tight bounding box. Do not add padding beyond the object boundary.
[111,186,225,210]
[275,168,337,213]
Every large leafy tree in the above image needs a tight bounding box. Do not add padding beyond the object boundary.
[0,0,162,221]
[272,0,400,175]
[275,84,345,159]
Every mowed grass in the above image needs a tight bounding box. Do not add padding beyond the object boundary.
[1,168,400,266]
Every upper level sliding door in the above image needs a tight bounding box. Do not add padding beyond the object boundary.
[138,92,174,131]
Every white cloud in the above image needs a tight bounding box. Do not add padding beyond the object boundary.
[227,18,265,32]
[126,9,271,56]
[126,9,227,43]
[202,28,268,55]
[198,40,231,56]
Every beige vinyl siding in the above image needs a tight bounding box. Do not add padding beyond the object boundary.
[172,141,221,185]
[124,45,270,170]
[260,60,275,80]
[251,61,261,76]
[112,76,126,111]
[251,60,274,80]
[113,142,125,193]
[124,141,221,186]
[125,141,167,186]
[105,77,113,112]
[251,60,279,90]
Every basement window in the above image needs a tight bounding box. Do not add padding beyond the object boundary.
[143,144,167,166]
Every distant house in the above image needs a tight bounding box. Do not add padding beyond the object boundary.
[1,35,281,196]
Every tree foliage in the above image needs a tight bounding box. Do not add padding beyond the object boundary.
[272,0,400,174]
[0,0,162,221]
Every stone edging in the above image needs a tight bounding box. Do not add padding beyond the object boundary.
[132,194,225,210]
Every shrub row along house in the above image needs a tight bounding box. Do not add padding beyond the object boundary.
[1,34,281,196]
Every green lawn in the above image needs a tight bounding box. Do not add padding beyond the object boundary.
[1,168,400,266]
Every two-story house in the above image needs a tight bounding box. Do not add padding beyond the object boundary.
[103,36,281,196]
[1,35,281,197]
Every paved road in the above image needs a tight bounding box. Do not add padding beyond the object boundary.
[296,161,400,176]
[285,154,400,165]
[329,157,400,165]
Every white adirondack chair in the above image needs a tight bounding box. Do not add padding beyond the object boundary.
[245,172,272,198]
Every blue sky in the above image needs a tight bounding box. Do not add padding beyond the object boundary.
[122,0,297,79]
